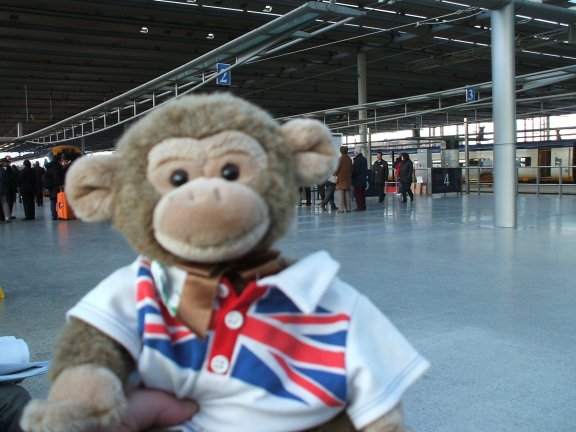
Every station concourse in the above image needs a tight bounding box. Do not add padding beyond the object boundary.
[1,193,575,431]
[1,1,576,430]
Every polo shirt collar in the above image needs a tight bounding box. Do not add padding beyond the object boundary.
[257,250,340,314]
[150,250,340,316]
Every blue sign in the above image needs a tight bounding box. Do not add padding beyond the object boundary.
[216,63,231,86]
[465,86,476,102]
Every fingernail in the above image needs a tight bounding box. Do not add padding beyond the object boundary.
[181,399,199,414]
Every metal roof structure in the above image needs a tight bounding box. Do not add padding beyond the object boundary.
[1,0,576,155]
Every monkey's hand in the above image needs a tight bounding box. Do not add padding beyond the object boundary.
[21,364,127,432]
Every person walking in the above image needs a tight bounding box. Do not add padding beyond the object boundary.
[372,151,389,203]
[333,145,352,213]
[318,177,338,211]
[351,148,368,211]
[17,160,36,220]
[398,152,415,203]
[393,156,401,193]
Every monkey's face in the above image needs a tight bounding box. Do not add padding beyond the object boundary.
[146,130,270,263]
[65,95,337,267]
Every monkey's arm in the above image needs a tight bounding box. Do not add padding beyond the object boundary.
[49,318,135,382]
[21,318,135,432]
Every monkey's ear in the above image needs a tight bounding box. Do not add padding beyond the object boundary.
[65,154,119,222]
[282,119,338,185]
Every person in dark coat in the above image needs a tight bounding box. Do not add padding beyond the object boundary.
[0,383,31,432]
[398,152,414,203]
[44,156,71,220]
[17,159,37,220]
[372,151,389,203]
[351,148,368,211]
[298,187,311,206]
[33,161,45,207]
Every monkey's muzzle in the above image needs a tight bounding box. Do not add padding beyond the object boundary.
[152,178,270,263]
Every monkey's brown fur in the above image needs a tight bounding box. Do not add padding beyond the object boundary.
[21,94,410,432]
[111,94,299,266]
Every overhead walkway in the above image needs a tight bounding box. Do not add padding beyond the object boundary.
[1,194,575,431]
[0,1,363,156]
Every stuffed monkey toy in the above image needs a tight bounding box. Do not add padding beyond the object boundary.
[21,94,428,432]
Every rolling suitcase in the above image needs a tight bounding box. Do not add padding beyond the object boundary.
[56,190,75,220]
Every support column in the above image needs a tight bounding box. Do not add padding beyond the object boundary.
[367,128,372,166]
[491,3,517,228]
[357,53,368,157]
[464,117,470,194]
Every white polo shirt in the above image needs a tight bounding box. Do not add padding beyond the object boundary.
[68,251,429,432]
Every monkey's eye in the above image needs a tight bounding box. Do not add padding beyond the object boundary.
[221,164,240,181]
[170,170,189,187]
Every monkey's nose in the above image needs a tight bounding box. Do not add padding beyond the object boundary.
[181,181,224,204]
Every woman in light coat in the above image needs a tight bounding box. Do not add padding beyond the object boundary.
[333,146,353,212]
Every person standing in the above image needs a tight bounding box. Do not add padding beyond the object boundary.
[351,148,368,211]
[17,160,36,220]
[0,158,12,222]
[4,157,17,219]
[372,151,389,203]
[298,187,312,206]
[33,161,45,207]
[44,156,71,220]
[398,152,415,203]
[333,146,352,213]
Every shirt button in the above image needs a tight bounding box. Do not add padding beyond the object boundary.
[224,310,244,330]
[217,283,230,298]
[210,355,230,374]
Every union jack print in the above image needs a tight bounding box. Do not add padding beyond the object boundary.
[136,258,350,407]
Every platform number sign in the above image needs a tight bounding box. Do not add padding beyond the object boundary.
[431,168,462,193]
[466,86,476,102]
[216,63,231,86]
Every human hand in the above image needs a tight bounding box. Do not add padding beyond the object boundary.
[106,389,198,432]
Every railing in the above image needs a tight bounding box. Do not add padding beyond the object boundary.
[0,1,363,154]
[298,165,576,205]
[463,165,576,196]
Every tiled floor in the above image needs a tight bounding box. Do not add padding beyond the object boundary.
[1,193,575,431]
